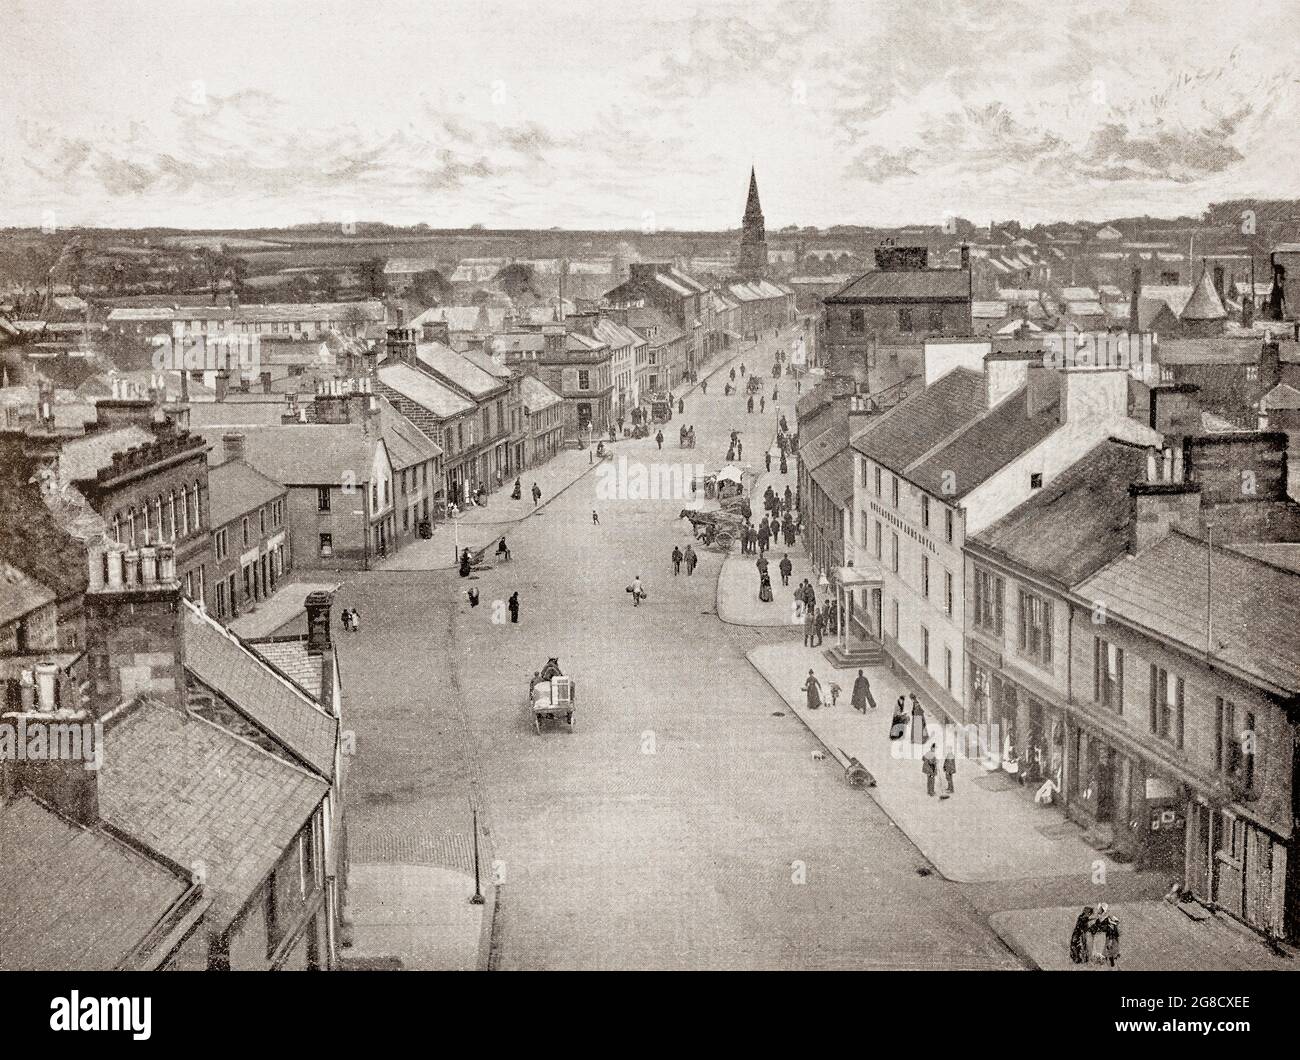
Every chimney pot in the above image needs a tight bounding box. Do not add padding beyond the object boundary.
[223,432,246,463]
[305,590,335,654]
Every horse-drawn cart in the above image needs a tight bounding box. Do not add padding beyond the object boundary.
[528,658,575,733]
[679,507,745,552]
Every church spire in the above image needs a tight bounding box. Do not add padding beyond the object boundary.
[738,167,768,277]
[744,166,762,220]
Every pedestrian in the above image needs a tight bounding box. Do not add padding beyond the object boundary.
[758,570,773,602]
[630,575,644,607]
[341,608,353,633]
[828,681,842,707]
[802,579,816,611]
[922,744,938,796]
[1069,907,1095,965]
[730,368,736,382]
[683,544,697,575]
[508,591,519,623]
[771,386,777,403]
[655,429,664,450]
[851,669,876,712]
[532,483,541,506]
[803,606,816,647]
[467,587,480,607]
[801,669,822,710]
[747,395,754,414]
[813,605,825,646]
[783,516,795,548]
[778,553,792,586]
[890,697,908,740]
[677,397,684,414]
[783,485,792,511]
[511,477,522,500]
[757,522,770,554]
[760,396,766,414]
[459,548,472,578]
[909,694,928,748]
[726,445,736,462]
[618,416,625,434]
[756,554,769,576]
[765,450,771,473]
[1093,905,1121,968]
[701,379,708,395]
[779,453,788,475]
[740,361,746,377]
[672,545,683,575]
[943,746,956,794]
[736,439,743,459]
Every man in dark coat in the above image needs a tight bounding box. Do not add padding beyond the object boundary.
[851,669,876,712]
[459,548,472,577]
[683,544,697,575]
[532,482,542,506]
[746,395,754,414]
[779,453,788,475]
[508,591,519,623]
[778,553,792,586]
[922,745,938,796]
[757,521,770,553]
[765,450,772,472]
[756,555,769,576]
[813,606,825,646]
[802,580,816,611]
[783,485,793,510]
[655,429,664,450]
[671,545,683,575]
[943,746,957,794]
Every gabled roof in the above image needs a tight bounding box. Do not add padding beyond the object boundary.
[850,368,987,474]
[377,362,475,419]
[378,399,443,468]
[100,698,328,922]
[1158,338,1263,366]
[1260,382,1300,411]
[57,425,156,482]
[906,387,1061,500]
[0,796,193,971]
[520,374,562,412]
[183,602,337,779]
[207,459,285,528]
[200,424,383,486]
[415,342,504,398]
[829,268,970,302]
[970,439,1147,586]
[1077,532,1300,695]
[808,449,855,507]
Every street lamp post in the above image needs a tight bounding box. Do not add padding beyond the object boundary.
[469,804,485,905]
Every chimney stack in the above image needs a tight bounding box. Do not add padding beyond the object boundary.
[223,432,246,464]
[1130,444,1201,553]
[960,244,970,270]
[1260,339,1281,392]
[1128,266,1142,334]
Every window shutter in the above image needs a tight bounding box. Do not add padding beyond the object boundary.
[1115,648,1123,713]
[1176,678,1185,749]
[1094,638,1101,702]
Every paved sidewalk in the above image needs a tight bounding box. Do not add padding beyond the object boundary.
[718,542,816,626]
[990,901,1298,971]
[227,579,341,638]
[378,447,602,571]
[747,640,1131,885]
[342,863,490,971]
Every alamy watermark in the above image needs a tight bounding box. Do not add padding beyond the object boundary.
[596,456,707,502]
[0,715,103,770]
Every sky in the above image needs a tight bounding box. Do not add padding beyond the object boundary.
[4,0,1300,231]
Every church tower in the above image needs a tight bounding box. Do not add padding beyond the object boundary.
[738,167,769,278]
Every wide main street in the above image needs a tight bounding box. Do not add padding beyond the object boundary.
[333,326,1021,970]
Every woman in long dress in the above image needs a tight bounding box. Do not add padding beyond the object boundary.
[759,571,773,603]
[1069,907,1094,964]
[801,670,822,710]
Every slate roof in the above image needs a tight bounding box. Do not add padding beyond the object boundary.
[0,796,191,971]
[970,439,1147,587]
[415,342,504,398]
[461,347,512,379]
[1159,338,1263,366]
[99,698,328,922]
[798,417,850,472]
[183,601,337,779]
[520,374,562,412]
[207,459,285,528]
[829,268,970,302]
[850,367,987,474]
[1077,532,1300,695]
[378,399,443,468]
[250,638,325,700]
[200,424,381,486]
[808,449,855,507]
[1260,382,1300,410]
[0,562,56,625]
[376,362,475,419]
[906,387,1062,500]
[57,425,155,482]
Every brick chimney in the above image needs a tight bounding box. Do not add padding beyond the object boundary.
[83,541,186,719]
[222,431,245,464]
[1129,443,1201,552]
[1260,339,1281,392]
[422,320,451,346]
[1025,361,1059,420]
[1149,383,1202,436]
[305,589,335,655]
[1128,266,1142,334]
[386,327,416,365]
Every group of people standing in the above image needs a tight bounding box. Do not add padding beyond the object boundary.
[1069,904,1121,968]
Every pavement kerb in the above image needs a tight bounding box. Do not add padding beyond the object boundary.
[478,881,502,971]
[985,912,1045,971]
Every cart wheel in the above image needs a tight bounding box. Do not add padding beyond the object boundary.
[716,530,734,551]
